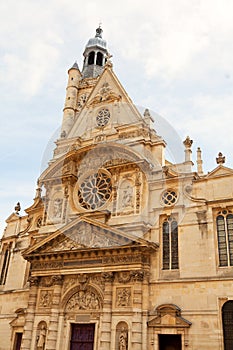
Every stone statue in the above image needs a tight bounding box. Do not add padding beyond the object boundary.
[122,185,133,208]
[53,198,63,218]
[119,327,128,350]
[37,324,46,350]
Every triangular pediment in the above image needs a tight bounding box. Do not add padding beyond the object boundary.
[23,216,156,258]
[68,67,144,139]
[206,165,233,179]
[148,304,191,328]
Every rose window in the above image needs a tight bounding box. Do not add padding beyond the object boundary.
[161,190,178,206]
[77,169,112,210]
[96,108,110,127]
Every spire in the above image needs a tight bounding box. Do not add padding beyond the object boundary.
[82,26,108,79]
[71,61,79,70]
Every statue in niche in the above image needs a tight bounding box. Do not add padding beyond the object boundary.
[53,198,63,218]
[119,327,128,350]
[37,324,46,350]
[122,185,134,208]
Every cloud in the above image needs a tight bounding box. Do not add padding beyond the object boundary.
[0,0,233,234]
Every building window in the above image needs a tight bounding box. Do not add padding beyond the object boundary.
[88,51,95,65]
[96,52,103,66]
[0,243,12,285]
[13,332,23,350]
[222,301,233,350]
[216,210,233,267]
[162,217,178,270]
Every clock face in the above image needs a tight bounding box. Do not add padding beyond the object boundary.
[77,169,112,210]
[96,108,110,127]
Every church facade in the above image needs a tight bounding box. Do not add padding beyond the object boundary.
[1,27,233,350]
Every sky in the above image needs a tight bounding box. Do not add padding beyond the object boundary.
[1,0,233,234]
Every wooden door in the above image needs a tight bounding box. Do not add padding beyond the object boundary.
[70,323,95,350]
[159,334,182,350]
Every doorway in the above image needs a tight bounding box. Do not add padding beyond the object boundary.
[70,323,95,350]
[159,334,182,350]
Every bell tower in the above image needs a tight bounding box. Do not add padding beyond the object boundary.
[82,26,108,79]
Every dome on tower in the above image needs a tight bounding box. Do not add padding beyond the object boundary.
[86,26,107,49]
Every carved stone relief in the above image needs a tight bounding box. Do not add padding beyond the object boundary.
[116,287,131,307]
[87,82,121,107]
[38,290,53,308]
[66,289,101,312]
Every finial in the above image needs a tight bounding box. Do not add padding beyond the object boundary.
[143,108,151,117]
[216,152,225,164]
[35,181,42,199]
[14,202,21,214]
[183,136,193,163]
[197,147,203,175]
[183,136,193,149]
[105,52,113,69]
[95,25,103,38]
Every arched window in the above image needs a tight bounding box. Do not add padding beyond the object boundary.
[96,52,103,66]
[88,51,95,65]
[222,301,233,349]
[162,217,178,270]
[216,210,233,266]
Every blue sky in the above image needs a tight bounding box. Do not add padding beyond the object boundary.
[1,0,233,234]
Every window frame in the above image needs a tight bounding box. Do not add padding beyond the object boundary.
[216,210,233,267]
[162,216,179,270]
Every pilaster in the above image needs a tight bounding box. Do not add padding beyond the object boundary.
[21,277,39,350]
[45,275,63,350]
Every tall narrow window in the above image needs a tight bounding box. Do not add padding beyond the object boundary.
[217,210,233,267]
[96,52,103,66]
[0,243,11,285]
[222,301,233,349]
[88,51,95,65]
[13,333,22,350]
[162,217,178,270]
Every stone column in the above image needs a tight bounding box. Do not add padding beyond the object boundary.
[21,276,39,350]
[46,275,63,350]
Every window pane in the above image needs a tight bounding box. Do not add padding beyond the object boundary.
[171,221,179,269]
[217,216,228,266]
[163,222,169,269]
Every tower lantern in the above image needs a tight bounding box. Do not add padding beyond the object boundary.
[82,26,108,79]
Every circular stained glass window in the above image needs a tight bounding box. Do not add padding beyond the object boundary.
[96,108,110,127]
[161,190,178,206]
[77,169,112,210]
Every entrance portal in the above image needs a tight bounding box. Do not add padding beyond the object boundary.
[159,334,182,350]
[70,323,95,350]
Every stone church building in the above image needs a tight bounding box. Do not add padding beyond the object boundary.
[1,27,233,350]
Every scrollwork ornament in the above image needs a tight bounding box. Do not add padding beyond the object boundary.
[28,276,40,286]
[130,270,144,282]
[117,271,131,283]
[52,275,63,286]
[101,272,114,283]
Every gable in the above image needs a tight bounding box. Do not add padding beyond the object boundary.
[68,66,144,139]
[206,165,233,179]
[23,217,156,258]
